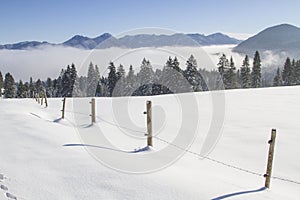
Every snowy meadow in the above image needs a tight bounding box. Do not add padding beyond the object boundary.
[0,86,300,199]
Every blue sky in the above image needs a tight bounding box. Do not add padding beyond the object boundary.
[1,0,300,43]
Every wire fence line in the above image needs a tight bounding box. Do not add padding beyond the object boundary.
[271,176,300,185]
[96,115,300,186]
[153,136,265,177]
[41,99,300,186]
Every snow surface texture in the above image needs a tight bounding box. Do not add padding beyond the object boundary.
[0,86,300,199]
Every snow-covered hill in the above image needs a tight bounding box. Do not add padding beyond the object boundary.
[0,86,300,199]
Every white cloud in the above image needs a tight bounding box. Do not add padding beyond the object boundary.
[224,32,254,40]
[0,45,283,81]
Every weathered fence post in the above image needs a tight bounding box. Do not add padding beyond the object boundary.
[145,100,153,147]
[61,97,66,119]
[264,129,277,188]
[43,92,48,107]
[41,95,44,105]
[90,98,96,123]
[37,94,40,104]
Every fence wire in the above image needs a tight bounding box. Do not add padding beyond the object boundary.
[96,115,300,186]
[42,98,300,186]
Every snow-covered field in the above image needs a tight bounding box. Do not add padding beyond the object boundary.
[0,86,300,199]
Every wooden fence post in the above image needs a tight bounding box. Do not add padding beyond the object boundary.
[41,95,43,105]
[264,129,277,188]
[37,94,40,104]
[61,97,66,119]
[43,92,48,107]
[146,100,153,147]
[90,98,96,123]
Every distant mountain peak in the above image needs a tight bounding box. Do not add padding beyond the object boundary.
[233,23,300,57]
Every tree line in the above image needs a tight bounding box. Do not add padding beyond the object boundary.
[0,51,299,98]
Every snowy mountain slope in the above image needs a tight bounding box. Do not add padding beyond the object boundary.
[233,24,300,58]
[0,86,300,199]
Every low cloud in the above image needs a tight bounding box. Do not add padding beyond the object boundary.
[0,45,285,81]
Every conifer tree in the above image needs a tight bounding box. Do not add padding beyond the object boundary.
[240,55,251,88]
[113,64,126,96]
[95,65,101,84]
[251,51,262,88]
[35,79,43,96]
[45,78,53,97]
[69,63,77,96]
[116,64,126,80]
[161,56,190,93]
[184,55,202,91]
[86,62,97,97]
[95,82,102,97]
[161,57,174,93]
[217,54,229,89]
[224,56,237,89]
[54,75,63,97]
[136,58,154,96]
[61,65,76,97]
[3,73,16,98]
[29,77,36,98]
[236,69,241,88]
[125,65,137,95]
[107,62,118,96]
[273,67,282,86]
[17,80,27,98]
[291,59,297,84]
[282,57,293,86]
[295,60,300,85]
[0,71,3,93]
[24,82,29,97]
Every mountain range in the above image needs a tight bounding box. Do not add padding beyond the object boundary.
[1,24,299,57]
[0,32,241,50]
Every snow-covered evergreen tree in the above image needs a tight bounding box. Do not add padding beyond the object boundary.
[224,56,237,89]
[240,55,251,88]
[86,62,98,97]
[107,62,118,96]
[35,79,43,96]
[184,55,202,92]
[45,78,53,97]
[161,56,190,94]
[3,73,16,98]
[113,64,127,96]
[0,71,3,96]
[273,67,282,86]
[251,51,262,88]
[29,77,36,98]
[217,54,229,89]
[69,63,77,96]
[125,65,137,95]
[236,69,241,88]
[16,80,27,98]
[295,60,300,85]
[282,57,293,86]
[95,65,101,84]
[136,58,154,96]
